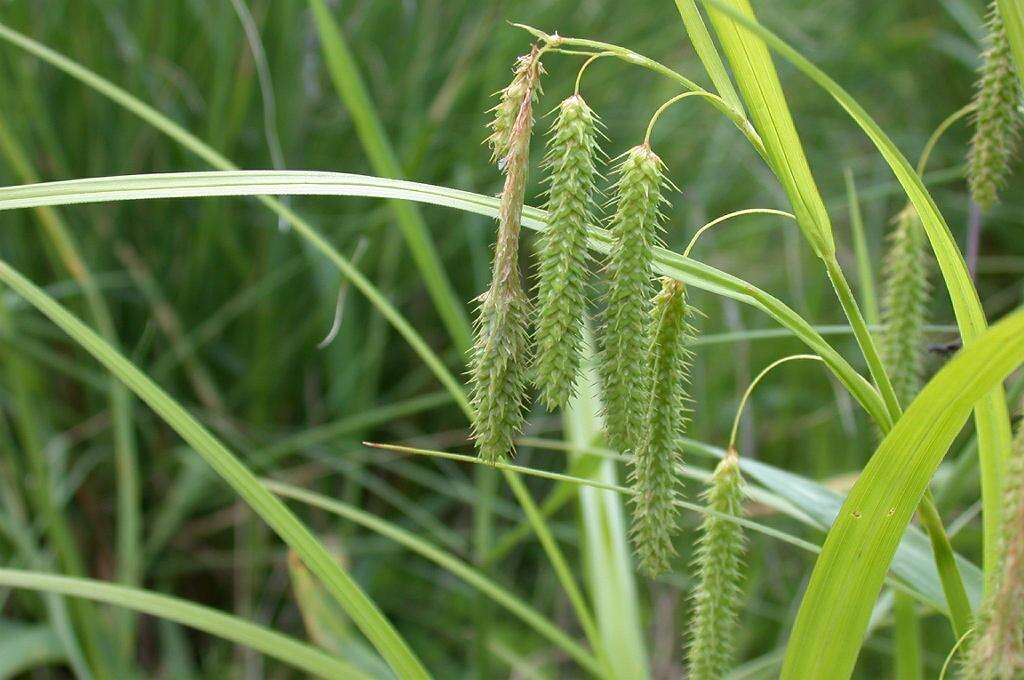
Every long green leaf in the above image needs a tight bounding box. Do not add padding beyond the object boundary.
[780,308,1024,678]
[0,570,371,680]
[0,170,890,431]
[307,0,471,352]
[263,479,605,677]
[704,0,1014,589]
[0,260,430,680]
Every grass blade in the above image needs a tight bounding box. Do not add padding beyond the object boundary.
[779,308,1024,678]
[0,170,891,431]
[0,260,430,680]
[0,570,372,680]
[996,0,1024,90]
[264,479,605,677]
[702,0,1015,587]
[307,0,471,352]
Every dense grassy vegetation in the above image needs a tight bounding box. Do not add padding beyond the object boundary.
[0,1,1021,678]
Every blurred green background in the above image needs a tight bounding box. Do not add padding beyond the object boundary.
[0,0,1020,677]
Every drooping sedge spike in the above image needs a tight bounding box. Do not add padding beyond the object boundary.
[968,1,1022,212]
[470,46,542,463]
[599,143,670,454]
[685,448,747,680]
[533,94,603,410]
[485,48,545,165]
[629,277,694,577]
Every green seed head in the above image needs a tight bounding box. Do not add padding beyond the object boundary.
[470,47,541,463]
[599,144,669,453]
[486,48,545,165]
[879,205,930,407]
[968,2,1022,212]
[533,95,603,410]
[629,277,694,577]
[685,449,747,680]
[961,410,1024,679]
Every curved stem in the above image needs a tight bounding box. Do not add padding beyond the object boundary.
[683,208,795,258]
[644,90,727,144]
[728,354,823,450]
[917,103,974,176]
[574,51,614,95]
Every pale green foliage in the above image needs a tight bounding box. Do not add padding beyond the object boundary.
[969,2,1023,212]
[534,94,602,410]
[961,411,1024,679]
[686,450,747,680]
[879,205,930,407]
[599,144,668,453]
[629,278,693,577]
[471,48,541,462]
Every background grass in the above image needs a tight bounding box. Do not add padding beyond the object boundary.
[0,0,1020,677]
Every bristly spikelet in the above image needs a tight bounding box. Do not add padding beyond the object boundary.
[485,50,544,165]
[470,46,541,463]
[961,410,1024,679]
[968,1,1022,212]
[533,95,603,410]
[879,205,930,407]
[599,144,669,453]
[629,277,694,577]
[685,449,747,680]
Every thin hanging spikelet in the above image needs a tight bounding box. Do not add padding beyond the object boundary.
[629,277,694,577]
[533,94,603,410]
[485,50,544,165]
[961,410,1024,679]
[968,1,1023,212]
[879,205,930,407]
[599,143,669,453]
[470,46,542,463]
[685,448,747,680]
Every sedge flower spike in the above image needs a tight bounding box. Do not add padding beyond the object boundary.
[879,205,930,407]
[629,277,694,577]
[470,47,542,463]
[599,143,669,453]
[968,1,1022,212]
[685,449,747,680]
[961,408,1024,679]
[533,94,603,410]
[486,49,544,165]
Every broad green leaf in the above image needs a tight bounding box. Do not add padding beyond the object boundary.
[0,170,890,431]
[0,260,430,680]
[780,308,1024,678]
[703,0,1014,587]
[0,570,371,680]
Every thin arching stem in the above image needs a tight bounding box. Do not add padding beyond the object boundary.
[644,90,730,145]
[683,208,796,258]
[729,354,824,450]
[573,51,614,95]
[916,103,975,176]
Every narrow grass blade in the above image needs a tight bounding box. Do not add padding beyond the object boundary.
[0,170,891,431]
[307,0,471,352]
[564,327,649,680]
[703,0,1015,587]
[844,170,879,327]
[264,479,605,677]
[779,308,1024,678]
[0,570,372,680]
[673,0,744,113]
[0,261,430,680]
